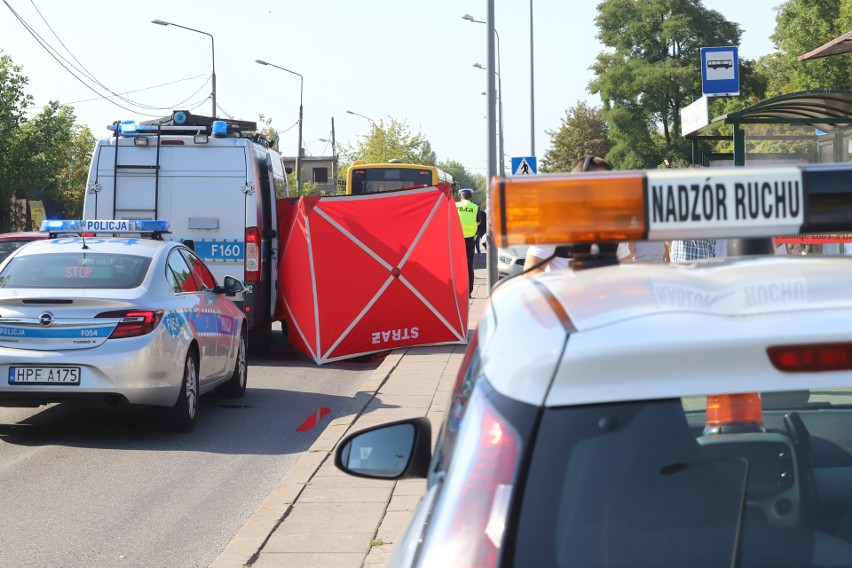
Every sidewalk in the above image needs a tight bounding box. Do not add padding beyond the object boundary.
[211,259,490,568]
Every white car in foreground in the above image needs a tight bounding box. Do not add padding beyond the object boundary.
[0,220,247,431]
[336,164,852,567]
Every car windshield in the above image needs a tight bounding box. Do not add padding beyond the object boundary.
[0,253,151,289]
[514,389,852,567]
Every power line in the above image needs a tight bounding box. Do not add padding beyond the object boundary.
[4,0,212,116]
[28,74,208,110]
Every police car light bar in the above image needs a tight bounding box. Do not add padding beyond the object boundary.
[40,220,172,234]
[491,163,852,247]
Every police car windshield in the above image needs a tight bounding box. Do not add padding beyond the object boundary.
[0,253,151,289]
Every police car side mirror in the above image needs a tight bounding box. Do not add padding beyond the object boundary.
[220,275,244,297]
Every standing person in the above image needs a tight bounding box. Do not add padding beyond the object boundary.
[475,209,487,254]
[668,165,716,263]
[524,155,613,274]
[456,188,480,297]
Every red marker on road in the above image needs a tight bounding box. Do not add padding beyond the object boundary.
[296,407,331,432]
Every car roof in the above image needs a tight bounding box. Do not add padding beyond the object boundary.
[12,235,172,259]
[481,256,852,409]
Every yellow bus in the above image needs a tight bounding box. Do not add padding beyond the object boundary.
[345,159,455,195]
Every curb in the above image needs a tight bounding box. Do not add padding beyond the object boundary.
[210,350,407,568]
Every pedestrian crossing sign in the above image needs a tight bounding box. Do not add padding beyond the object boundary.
[511,156,537,175]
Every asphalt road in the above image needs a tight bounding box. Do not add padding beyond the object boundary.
[0,328,383,568]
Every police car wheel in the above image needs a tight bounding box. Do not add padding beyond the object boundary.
[166,351,199,431]
[222,331,248,397]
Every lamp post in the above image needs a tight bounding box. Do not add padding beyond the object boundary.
[256,60,304,196]
[346,110,385,160]
[473,63,504,177]
[530,0,536,155]
[464,15,505,178]
[152,20,216,118]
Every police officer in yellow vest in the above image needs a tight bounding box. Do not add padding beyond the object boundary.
[456,188,482,297]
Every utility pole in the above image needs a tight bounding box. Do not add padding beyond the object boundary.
[331,117,338,192]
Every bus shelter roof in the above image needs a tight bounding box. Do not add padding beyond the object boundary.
[689,90,852,137]
[798,31,852,61]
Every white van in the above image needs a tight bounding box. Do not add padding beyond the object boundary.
[82,111,287,355]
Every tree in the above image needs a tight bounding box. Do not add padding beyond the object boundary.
[767,0,852,94]
[0,52,34,230]
[57,123,95,219]
[0,53,97,229]
[438,159,487,206]
[589,0,743,168]
[339,117,437,173]
[541,101,613,172]
[438,159,483,191]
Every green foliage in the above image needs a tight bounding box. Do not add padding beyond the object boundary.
[286,171,324,196]
[438,159,485,193]
[59,123,96,219]
[767,0,852,94]
[541,101,613,172]
[0,54,96,229]
[256,113,280,152]
[589,0,743,168]
[0,52,34,230]
[338,117,437,174]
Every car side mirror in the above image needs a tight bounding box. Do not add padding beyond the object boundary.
[335,417,432,480]
[221,275,244,297]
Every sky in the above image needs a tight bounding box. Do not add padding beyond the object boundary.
[1,0,782,175]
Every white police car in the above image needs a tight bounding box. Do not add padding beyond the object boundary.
[0,220,247,431]
[336,164,852,566]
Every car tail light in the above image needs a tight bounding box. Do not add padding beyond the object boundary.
[704,393,763,435]
[245,227,260,282]
[768,342,852,372]
[97,310,164,338]
[419,386,520,567]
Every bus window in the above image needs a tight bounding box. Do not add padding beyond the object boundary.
[346,162,453,195]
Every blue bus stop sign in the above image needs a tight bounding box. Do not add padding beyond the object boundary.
[701,46,740,97]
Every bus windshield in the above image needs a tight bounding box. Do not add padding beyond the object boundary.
[348,167,434,195]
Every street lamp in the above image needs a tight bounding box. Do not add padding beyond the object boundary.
[530,0,535,155]
[466,10,534,155]
[346,109,376,128]
[256,59,304,196]
[464,14,504,173]
[152,20,216,118]
[473,63,505,177]
[347,110,386,160]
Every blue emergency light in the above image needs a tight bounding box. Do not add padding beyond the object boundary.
[212,121,228,137]
[40,220,171,234]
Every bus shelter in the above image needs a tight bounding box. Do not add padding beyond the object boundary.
[685,90,852,254]
[685,90,852,167]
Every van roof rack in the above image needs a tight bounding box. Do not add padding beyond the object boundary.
[141,110,257,131]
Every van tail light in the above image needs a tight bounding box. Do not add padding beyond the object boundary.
[768,342,852,373]
[420,386,520,567]
[245,227,260,282]
[97,310,164,339]
[704,393,763,435]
